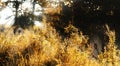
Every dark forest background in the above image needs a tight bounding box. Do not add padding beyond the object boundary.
[51,0,120,49]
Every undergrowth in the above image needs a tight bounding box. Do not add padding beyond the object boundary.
[0,22,119,66]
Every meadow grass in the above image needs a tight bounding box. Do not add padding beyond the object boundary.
[0,22,119,66]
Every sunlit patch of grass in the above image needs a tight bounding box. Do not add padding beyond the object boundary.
[0,23,120,66]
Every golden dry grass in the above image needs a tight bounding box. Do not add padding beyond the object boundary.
[0,22,119,66]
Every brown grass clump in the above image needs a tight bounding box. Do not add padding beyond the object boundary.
[0,22,101,66]
[0,23,61,66]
